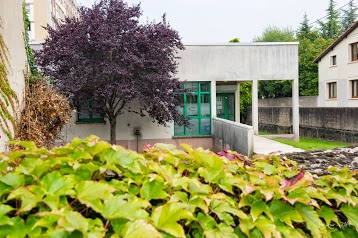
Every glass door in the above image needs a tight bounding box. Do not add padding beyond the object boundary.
[216,93,235,121]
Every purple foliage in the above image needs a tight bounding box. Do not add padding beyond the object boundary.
[36,0,189,143]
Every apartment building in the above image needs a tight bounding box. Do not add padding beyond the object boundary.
[25,0,79,49]
[314,20,358,107]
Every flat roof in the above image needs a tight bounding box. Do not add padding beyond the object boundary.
[184,42,299,46]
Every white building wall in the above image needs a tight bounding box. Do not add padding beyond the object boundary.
[0,0,27,150]
[63,43,299,145]
[177,43,298,81]
[318,27,358,107]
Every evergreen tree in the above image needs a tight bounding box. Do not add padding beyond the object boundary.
[297,14,333,96]
[319,0,342,39]
[341,0,357,30]
[298,13,311,36]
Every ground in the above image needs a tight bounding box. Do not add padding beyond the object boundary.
[280,144,358,176]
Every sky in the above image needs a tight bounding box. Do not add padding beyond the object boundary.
[75,0,351,43]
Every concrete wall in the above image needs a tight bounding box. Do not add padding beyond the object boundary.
[178,43,298,82]
[0,0,27,150]
[317,26,358,107]
[247,107,358,143]
[258,96,318,107]
[212,117,253,157]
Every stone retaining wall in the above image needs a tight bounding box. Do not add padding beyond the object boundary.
[247,107,358,143]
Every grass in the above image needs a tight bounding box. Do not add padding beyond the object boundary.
[273,137,350,151]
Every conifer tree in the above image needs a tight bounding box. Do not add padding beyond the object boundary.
[341,0,357,30]
[319,0,342,39]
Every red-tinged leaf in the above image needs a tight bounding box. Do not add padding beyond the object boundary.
[280,169,305,188]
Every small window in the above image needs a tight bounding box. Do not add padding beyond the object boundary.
[76,99,105,123]
[352,80,358,98]
[351,42,358,62]
[328,82,337,99]
[331,55,337,66]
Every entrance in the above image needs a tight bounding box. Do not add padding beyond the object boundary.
[216,93,235,121]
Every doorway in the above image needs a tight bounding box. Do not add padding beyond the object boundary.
[216,93,235,121]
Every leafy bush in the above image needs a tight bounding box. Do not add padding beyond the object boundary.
[0,136,357,237]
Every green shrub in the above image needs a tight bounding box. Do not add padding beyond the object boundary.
[0,136,357,237]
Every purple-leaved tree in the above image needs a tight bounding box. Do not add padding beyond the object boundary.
[36,0,189,144]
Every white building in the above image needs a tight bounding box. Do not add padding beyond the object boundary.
[0,0,27,150]
[314,20,358,107]
[63,43,299,150]
[25,0,79,49]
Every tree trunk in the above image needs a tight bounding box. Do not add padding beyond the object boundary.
[109,117,116,145]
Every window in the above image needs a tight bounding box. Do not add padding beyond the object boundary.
[77,100,105,123]
[331,55,337,66]
[352,42,358,62]
[327,82,337,99]
[174,82,211,136]
[352,80,358,98]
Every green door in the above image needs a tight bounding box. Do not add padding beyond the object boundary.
[216,93,235,121]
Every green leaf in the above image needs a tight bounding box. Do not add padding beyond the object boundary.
[102,196,150,220]
[250,200,273,222]
[58,211,88,235]
[273,219,304,238]
[154,143,177,151]
[0,204,14,226]
[196,151,225,183]
[0,173,25,188]
[7,187,42,212]
[17,157,48,178]
[188,178,212,195]
[40,171,75,196]
[151,202,195,238]
[140,179,169,200]
[85,140,111,156]
[75,181,115,212]
[254,162,276,175]
[340,204,358,230]
[269,200,303,228]
[295,202,328,238]
[239,215,255,237]
[112,148,143,174]
[254,215,281,238]
[10,141,37,149]
[317,206,340,227]
[210,199,247,222]
[122,220,162,238]
[0,217,27,238]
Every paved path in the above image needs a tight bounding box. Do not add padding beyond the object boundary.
[253,135,304,155]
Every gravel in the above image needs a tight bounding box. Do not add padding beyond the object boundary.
[280,144,358,176]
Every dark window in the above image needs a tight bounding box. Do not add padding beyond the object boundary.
[331,55,336,66]
[328,82,337,99]
[352,42,358,62]
[77,100,105,123]
[174,82,211,136]
[352,80,358,98]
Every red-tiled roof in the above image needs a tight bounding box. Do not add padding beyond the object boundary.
[313,20,358,63]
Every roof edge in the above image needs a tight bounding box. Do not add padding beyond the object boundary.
[313,20,358,63]
[184,42,299,46]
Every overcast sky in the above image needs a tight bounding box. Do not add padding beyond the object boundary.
[76,0,351,43]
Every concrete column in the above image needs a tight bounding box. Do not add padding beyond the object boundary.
[235,82,240,123]
[211,80,217,117]
[252,80,259,135]
[292,78,300,140]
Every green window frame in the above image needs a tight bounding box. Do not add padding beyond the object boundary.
[76,99,105,123]
[174,82,211,136]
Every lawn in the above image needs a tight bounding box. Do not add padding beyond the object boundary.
[273,137,350,151]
